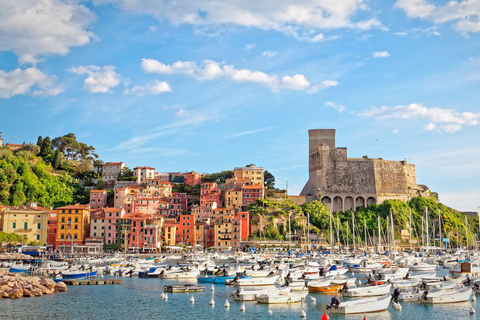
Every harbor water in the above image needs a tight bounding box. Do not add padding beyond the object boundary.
[0,275,478,320]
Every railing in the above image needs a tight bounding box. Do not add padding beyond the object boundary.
[15,229,32,232]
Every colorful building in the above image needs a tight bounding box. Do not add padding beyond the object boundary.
[176,214,195,246]
[90,209,105,239]
[182,171,202,186]
[200,183,222,206]
[133,166,155,183]
[241,185,264,206]
[89,189,107,209]
[114,185,139,213]
[102,162,126,183]
[104,207,125,246]
[55,204,90,251]
[1,204,49,245]
[170,192,188,215]
[233,165,264,186]
[163,218,177,246]
[47,211,57,249]
[225,189,243,209]
[214,216,233,248]
[232,211,249,248]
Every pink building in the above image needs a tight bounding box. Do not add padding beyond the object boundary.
[104,207,125,245]
[192,201,217,220]
[133,166,155,183]
[102,162,126,183]
[200,183,222,206]
[132,197,170,215]
[182,171,202,186]
[90,190,107,209]
[114,185,139,213]
[170,192,188,215]
[142,179,172,198]
[241,185,264,206]
[124,213,162,252]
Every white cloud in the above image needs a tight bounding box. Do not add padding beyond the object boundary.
[141,58,337,93]
[261,50,278,58]
[395,0,480,33]
[124,81,172,95]
[372,51,391,58]
[0,67,64,98]
[227,126,279,138]
[392,128,399,133]
[149,26,158,32]
[395,26,441,37]
[0,0,96,63]
[69,65,121,93]
[245,43,256,50]
[361,103,480,132]
[94,0,385,40]
[325,101,346,113]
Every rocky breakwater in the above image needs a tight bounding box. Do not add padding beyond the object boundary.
[0,273,67,299]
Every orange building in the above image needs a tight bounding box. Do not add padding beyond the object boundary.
[89,190,107,209]
[55,204,90,252]
[182,171,202,187]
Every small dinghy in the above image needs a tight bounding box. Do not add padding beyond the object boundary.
[164,284,205,293]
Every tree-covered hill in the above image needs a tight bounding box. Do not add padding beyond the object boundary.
[0,144,89,209]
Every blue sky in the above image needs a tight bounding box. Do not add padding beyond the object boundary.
[1,0,479,211]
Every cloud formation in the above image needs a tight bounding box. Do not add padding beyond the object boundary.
[141,58,337,93]
[325,101,346,113]
[0,67,64,98]
[0,0,96,63]
[262,51,278,58]
[227,126,279,138]
[94,0,384,39]
[125,80,172,95]
[395,0,480,33]
[372,51,391,58]
[69,65,121,93]
[360,103,480,132]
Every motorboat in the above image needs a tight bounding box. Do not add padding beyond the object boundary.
[341,283,391,297]
[232,275,278,286]
[348,259,384,273]
[60,269,97,279]
[231,286,291,301]
[164,284,205,293]
[328,293,391,314]
[256,291,308,304]
[408,262,437,272]
[419,287,472,304]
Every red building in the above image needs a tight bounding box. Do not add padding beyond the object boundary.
[125,213,160,252]
[182,171,202,187]
[232,211,249,247]
[47,211,57,249]
[176,214,195,246]
[241,185,264,206]
[170,192,188,215]
[200,183,222,206]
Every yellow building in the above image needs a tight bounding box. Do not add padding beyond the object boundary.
[55,204,90,250]
[0,204,49,245]
[225,189,243,209]
[233,165,264,186]
[163,219,177,246]
[214,216,232,248]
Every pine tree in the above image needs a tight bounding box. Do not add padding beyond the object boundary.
[52,149,61,169]
[41,137,52,157]
[36,136,43,148]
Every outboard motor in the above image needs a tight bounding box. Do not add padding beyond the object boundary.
[391,288,400,302]
[326,296,341,310]
[421,290,429,300]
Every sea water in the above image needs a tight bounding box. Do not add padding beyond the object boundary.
[0,275,478,320]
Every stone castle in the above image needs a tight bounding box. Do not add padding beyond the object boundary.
[300,129,429,212]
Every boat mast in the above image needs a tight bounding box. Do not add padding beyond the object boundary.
[378,216,381,253]
[346,222,350,251]
[329,209,334,256]
[409,208,412,252]
[465,215,468,250]
[364,219,367,254]
[336,213,340,252]
[352,211,356,255]
[391,209,395,252]
[307,212,310,256]
[421,216,424,252]
[438,209,442,253]
[426,207,429,254]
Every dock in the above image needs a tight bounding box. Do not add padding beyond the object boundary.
[62,279,122,286]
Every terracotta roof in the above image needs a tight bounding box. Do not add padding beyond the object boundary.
[56,204,90,210]
[105,207,122,212]
[103,162,124,166]
[242,185,264,189]
[91,212,105,219]
[134,166,155,170]
[91,190,107,193]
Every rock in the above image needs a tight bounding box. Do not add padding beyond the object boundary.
[23,289,34,297]
[7,282,14,288]
[54,282,67,292]
[40,279,55,290]
[9,289,24,299]
[1,285,10,292]
[30,288,43,297]
[1,291,9,298]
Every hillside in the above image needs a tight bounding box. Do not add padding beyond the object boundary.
[0,148,88,208]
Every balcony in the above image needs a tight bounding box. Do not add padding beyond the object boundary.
[14,229,32,233]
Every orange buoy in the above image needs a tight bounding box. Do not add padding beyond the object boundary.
[363,316,367,320]
[321,308,329,320]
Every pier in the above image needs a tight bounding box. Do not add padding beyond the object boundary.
[62,279,122,286]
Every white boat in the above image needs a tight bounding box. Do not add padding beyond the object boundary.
[341,283,391,297]
[348,259,384,273]
[450,262,480,277]
[256,291,308,304]
[231,286,291,301]
[160,269,199,279]
[395,286,420,301]
[420,287,472,304]
[408,262,437,272]
[328,293,391,314]
[233,275,278,286]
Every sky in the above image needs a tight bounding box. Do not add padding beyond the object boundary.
[0,0,479,212]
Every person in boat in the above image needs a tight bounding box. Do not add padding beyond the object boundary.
[421,290,429,300]
[319,267,325,276]
[391,288,400,302]
[326,296,341,310]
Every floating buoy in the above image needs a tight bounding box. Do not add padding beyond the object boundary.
[472,295,476,302]
[321,308,329,320]
[268,309,273,315]
[164,293,168,301]
[160,292,165,300]
[470,306,476,314]
[363,315,367,320]
[310,296,316,304]
[210,297,215,306]
[211,285,215,291]
[190,295,195,303]
[224,299,230,308]
[240,302,246,312]
[392,301,402,311]
[300,310,306,318]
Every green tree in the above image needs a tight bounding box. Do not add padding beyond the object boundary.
[301,200,330,230]
[41,137,52,157]
[36,136,43,148]
[52,149,61,169]
[264,170,275,189]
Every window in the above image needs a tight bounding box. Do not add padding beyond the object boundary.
[74,225,78,230]
[74,234,78,240]
[37,223,41,229]
[24,222,28,229]
[61,217,65,222]
[61,234,64,239]
[12,222,16,229]
[61,225,64,230]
